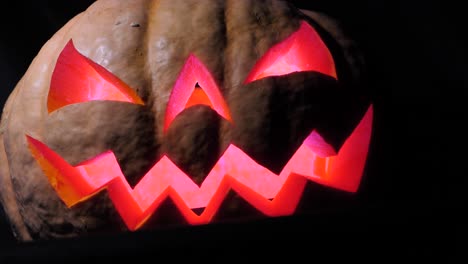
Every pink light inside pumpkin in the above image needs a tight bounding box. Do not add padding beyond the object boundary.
[244,21,337,83]
[48,40,144,113]
[164,54,232,132]
[27,105,372,230]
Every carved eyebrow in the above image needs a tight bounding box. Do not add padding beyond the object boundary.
[47,39,144,113]
[244,21,337,84]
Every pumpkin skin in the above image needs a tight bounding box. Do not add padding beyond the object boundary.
[0,0,369,241]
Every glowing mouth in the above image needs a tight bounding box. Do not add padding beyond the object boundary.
[27,105,372,230]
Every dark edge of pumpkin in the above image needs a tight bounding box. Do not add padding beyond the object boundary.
[0,78,32,241]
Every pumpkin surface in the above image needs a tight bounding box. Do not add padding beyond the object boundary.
[0,0,370,241]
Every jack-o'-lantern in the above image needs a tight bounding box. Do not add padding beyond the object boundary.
[0,0,372,241]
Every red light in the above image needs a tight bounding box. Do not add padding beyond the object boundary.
[244,21,337,83]
[48,40,144,113]
[164,55,232,132]
[27,105,373,230]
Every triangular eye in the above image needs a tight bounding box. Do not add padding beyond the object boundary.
[48,40,144,113]
[244,21,337,84]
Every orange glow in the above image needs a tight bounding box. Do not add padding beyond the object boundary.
[185,88,213,109]
[48,40,144,113]
[164,55,232,132]
[244,21,337,83]
[27,105,373,230]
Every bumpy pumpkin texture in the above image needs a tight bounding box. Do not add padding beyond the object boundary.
[0,0,369,241]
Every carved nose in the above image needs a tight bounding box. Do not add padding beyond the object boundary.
[164,54,232,132]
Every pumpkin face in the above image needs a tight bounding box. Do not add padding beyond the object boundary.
[0,0,372,241]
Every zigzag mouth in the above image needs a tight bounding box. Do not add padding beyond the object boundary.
[26,105,373,231]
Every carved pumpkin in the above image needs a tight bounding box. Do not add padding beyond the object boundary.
[0,0,372,241]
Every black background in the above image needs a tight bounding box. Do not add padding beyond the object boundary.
[0,0,466,260]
